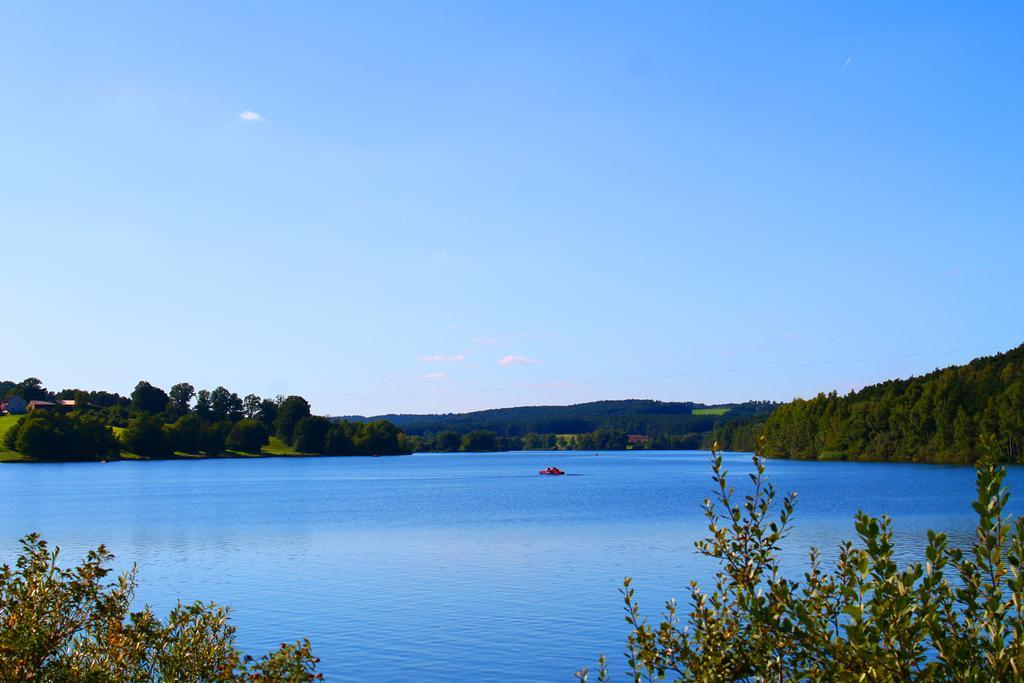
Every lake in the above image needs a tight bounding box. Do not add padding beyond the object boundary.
[1,450,1020,681]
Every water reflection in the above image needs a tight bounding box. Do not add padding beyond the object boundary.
[1,452,1019,681]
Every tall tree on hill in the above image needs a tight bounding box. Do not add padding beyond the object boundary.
[275,396,311,442]
[168,382,195,415]
[209,387,242,422]
[194,389,211,420]
[257,398,278,428]
[243,394,262,419]
[6,377,49,402]
[130,381,168,414]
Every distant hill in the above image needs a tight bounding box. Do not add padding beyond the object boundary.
[341,399,777,438]
[718,343,1024,463]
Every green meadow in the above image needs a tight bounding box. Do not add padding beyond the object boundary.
[693,407,730,416]
[0,414,26,461]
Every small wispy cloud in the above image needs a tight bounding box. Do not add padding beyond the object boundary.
[423,372,446,380]
[842,56,853,70]
[238,110,265,123]
[785,331,799,340]
[417,354,465,362]
[498,355,541,366]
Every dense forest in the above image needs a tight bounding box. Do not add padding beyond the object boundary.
[0,378,407,461]
[344,399,778,452]
[714,343,1024,463]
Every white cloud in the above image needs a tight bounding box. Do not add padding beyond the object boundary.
[417,354,465,362]
[842,56,853,70]
[498,355,541,366]
[238,110,265,122]
[423,372,446,380]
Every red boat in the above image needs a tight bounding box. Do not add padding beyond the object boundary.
[539,466,565,476]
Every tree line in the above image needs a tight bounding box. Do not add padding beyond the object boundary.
[2,378,409,460]
[352,399,777,438]
[403,427,707,453]
[712,343,1024,463]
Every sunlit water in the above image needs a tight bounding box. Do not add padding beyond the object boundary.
[2,451,1020,681]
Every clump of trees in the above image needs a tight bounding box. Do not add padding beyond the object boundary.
[3,411,118,461]
[2,378,408,460]
[0,534,321,680]
[579,438,1024,681]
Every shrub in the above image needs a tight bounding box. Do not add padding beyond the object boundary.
[324,422,354,455]
[199,420,232,455]
[0,534,321,680]
[169,413,202,454]
[122,414,172,458]
[227,419,271,453]
[817,451,847,461]
[293,416,331,453]
[579,436,1024,682]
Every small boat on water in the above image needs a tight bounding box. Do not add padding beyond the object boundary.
[539,466,565,476]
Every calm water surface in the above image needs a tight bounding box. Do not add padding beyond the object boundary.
[2,451,1020,681]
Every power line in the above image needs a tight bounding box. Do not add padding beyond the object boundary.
[311,347,997,405]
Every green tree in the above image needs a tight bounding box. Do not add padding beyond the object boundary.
[168,382,196,415]
[325,423,354,455]
[6,377,49,402]
[433,430,462,453]
[198,421,232,455]
[7,412,118,461]
[209,387,243,422]
[257,398,278,429]
[243,394,262,419]
[131,381,169,415]
[226,419,270,453]
[353,420,404,455]
[275,396,311,442]
[122,414,172,457]
[461,430,498,452]
[293,416,331,453]
[168,413,202,454]
[195,389,212,420]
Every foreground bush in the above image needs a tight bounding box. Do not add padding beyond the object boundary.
[579,437,1024,682]
[0,535,320,681]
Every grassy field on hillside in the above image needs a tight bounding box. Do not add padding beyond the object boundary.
[0,414,26,461]
[693,407,730,416]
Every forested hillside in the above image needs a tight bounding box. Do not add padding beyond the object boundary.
[348,400,775,436]
[344,399,777,451]
[716,344,1024,463]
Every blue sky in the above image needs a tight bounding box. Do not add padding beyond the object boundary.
[1,2,1021,415]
